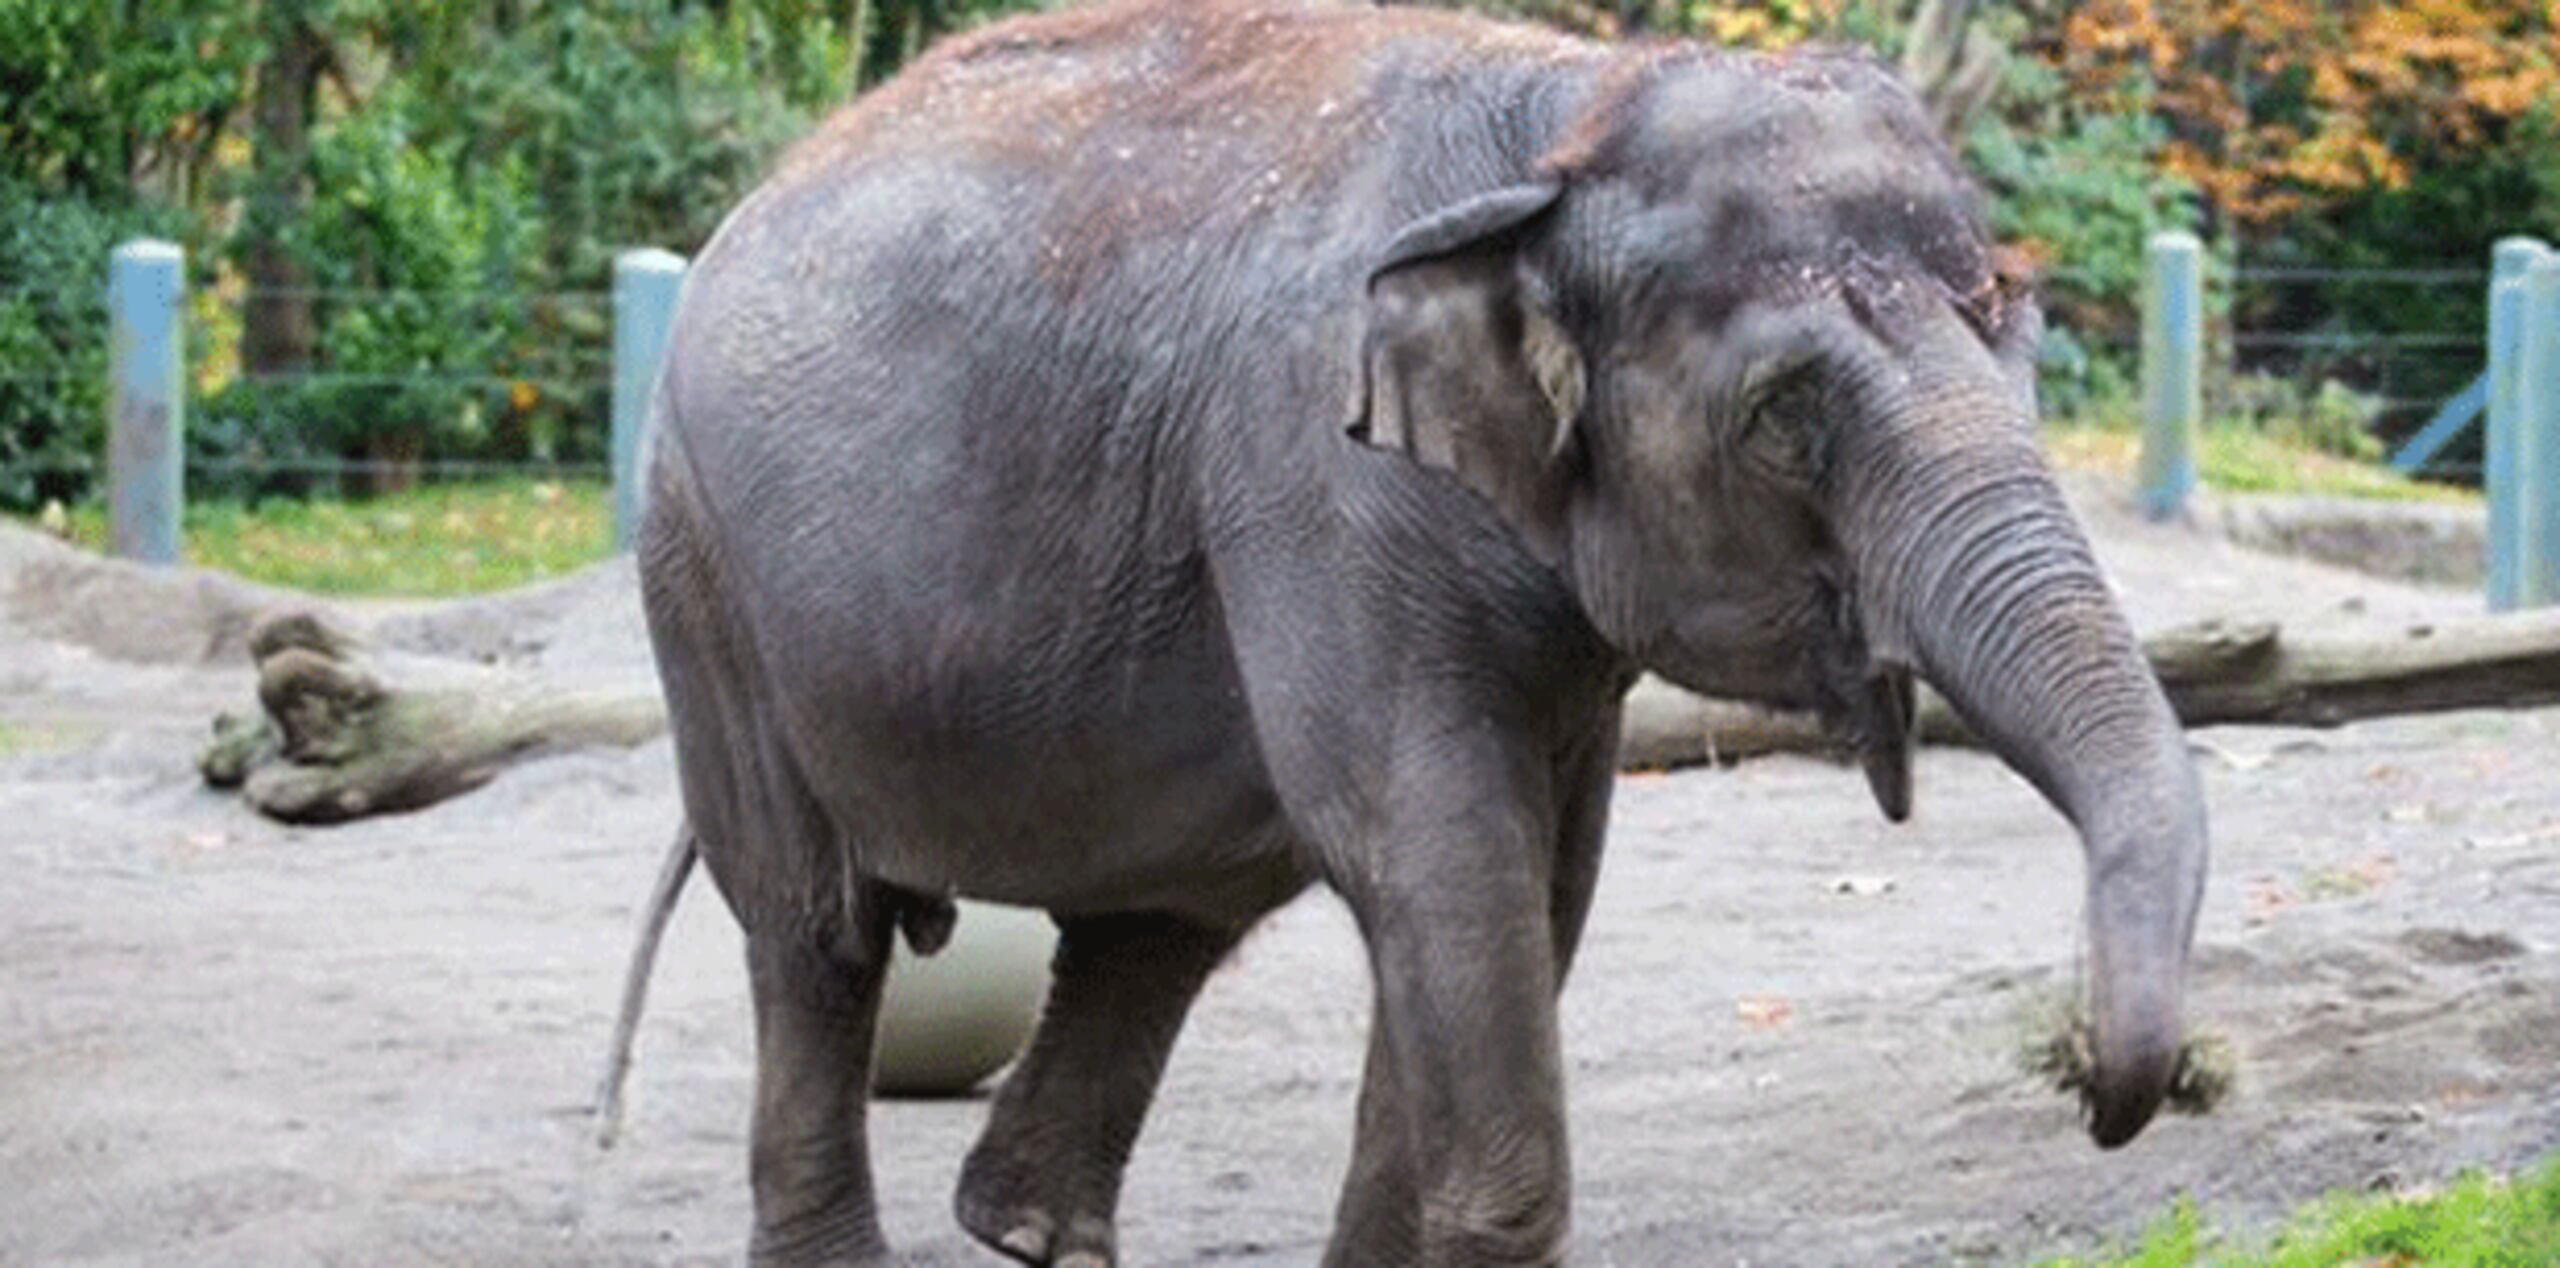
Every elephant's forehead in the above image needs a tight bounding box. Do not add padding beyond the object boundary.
[1641,51,1942,163]
[1614,63,1993,308]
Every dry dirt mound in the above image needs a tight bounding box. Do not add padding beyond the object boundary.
[0,523,653,680]
[0,527,304,668]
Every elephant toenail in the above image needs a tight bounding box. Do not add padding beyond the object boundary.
[1000,1226,1049,1259]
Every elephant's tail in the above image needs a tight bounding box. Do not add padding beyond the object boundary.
[592,822,698,1149]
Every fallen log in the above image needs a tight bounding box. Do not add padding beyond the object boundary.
[2152,610,2560,726]
[204,608,2560,822]
[1614,608,2560,768]
[200,613,664,824]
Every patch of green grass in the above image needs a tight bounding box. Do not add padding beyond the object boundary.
[2041,1156,2560,1266]
[2044,423,2480,506]
[31,479,611,597]
[2194,425,2478,504]
[0,717,95,757]
[2048,1197,2206,1268]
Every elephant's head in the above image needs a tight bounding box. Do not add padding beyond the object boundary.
[1352,48,2205,1148]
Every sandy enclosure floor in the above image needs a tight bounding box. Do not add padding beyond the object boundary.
[1,483,2555,1266]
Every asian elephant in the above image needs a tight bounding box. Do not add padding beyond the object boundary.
[632,0,2209,1263]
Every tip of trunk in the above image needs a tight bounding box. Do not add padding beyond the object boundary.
[2082,1024,2178,1148]
[2081,888,2194,1149]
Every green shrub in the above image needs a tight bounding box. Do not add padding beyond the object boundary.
[0,1,256,202]
[2212,374,2386,463]
[397,1,832,289]
[275,89,540,473]
[0,176,184,510]
[1963,21,2198,427]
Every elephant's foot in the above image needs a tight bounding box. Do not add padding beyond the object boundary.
[955,1143,1116,1268]
[747,1204,894,1267]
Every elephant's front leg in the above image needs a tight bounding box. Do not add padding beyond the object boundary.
[1325,716,1618,1267]
[1328,755,1572,1266]
[1323,1002,1422,1264]
[956,911,1247,1267]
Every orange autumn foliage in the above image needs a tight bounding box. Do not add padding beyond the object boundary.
[2046,0,2559,226]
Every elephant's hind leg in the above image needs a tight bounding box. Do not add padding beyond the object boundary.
[955,912,1244,1267]
[743,897,897,1267]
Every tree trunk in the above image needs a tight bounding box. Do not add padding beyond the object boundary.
[241,0,322,378]
[900,3,925,65]
[361,430,423,496]
[848,0,874,90]
[1899,0,2005,135]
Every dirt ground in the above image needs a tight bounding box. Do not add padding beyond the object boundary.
[2,480,2554,1266]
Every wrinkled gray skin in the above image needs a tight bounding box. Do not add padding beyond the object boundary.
[635,2,2208,1263]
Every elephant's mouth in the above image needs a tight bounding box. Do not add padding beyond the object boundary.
[1831,661,1916,822]
[1803,585,1918,823]
[1642,585,1916,824]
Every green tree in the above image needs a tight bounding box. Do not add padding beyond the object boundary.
[0,0,257,205]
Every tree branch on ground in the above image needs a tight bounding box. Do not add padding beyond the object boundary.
[203,608,2560,823]
[1624,609,2560,767]
[201,612,663,825]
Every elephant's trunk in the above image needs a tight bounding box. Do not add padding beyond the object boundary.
[1839,394,2207,1149]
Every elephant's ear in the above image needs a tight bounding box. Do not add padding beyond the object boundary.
[1351,183,1584,566]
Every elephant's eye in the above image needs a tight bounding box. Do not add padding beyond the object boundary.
[1730,359,1826,487]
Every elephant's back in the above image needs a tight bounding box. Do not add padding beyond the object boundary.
[658,3,1544,544]
[765,0,1592,196]
[713,0,1597,312]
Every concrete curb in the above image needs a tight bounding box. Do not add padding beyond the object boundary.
[2201,493,2485,591]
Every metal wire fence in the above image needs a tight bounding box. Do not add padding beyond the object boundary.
[0,257,2502,513]
[2225,263,2487,481]
[2029,259,2489,483]
[0,281,615,507]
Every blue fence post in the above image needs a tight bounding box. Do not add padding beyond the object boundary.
[2519,253,2560,608]
[2138,231,2203,520]
[107,239,186,565]
[612,248,688,550]
[2486,237,2547,610]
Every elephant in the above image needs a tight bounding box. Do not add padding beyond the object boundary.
[630,0,2210,1263]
